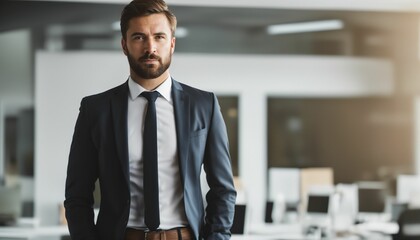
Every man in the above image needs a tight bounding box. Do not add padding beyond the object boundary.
[64,0,236,240]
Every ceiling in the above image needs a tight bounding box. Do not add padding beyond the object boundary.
[0,0,419,56]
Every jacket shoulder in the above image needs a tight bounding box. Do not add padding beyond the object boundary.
[174,80,214,101]
[82,81,128,104]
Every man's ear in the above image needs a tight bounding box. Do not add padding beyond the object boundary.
[171,37,176,54]
[121,38,128,55]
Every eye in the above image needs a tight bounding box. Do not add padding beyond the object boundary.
[132,35,145,41]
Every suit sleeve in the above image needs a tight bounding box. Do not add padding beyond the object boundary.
[64,98,99,240]
[203,94,237,240]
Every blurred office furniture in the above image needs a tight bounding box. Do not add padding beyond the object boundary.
[243,192,397,240]
[267,167,333,223]
[265,194,286,224]
[306,194,330,214]
[264,201,274,223]
[356,181,388,222]
[0,185,21,226]
[302,187,335,239]
[391,202,408,222]
[334,184,358,231]
[407,191,420,209]
[300,168,334,214]
[244,223,306,240]
[0,225,69,240]
[352,221,399,238]
[396,175,420,205]
[231,177,249,234]
[20,177,35,217]
[396,175,420,209]
[231,204,247,234]
[337,181,399,238]
[264,200,285,223]
[394,208,420,240]
[268,167,300,220]
[233,177,247,205]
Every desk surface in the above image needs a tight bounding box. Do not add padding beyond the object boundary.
[0,226,69,239]
[232,234,308,240]
[246,223,320,240]
[242,222,397,240]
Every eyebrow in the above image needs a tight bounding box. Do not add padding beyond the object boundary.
[130,32,168,37]
[130,32,146,37]
[154,32,167,36]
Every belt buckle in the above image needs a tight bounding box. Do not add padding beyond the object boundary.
[145,229,162,240]
[144,231,149,240]
[144,230,152,240]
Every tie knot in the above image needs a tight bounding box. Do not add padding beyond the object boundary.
[141,91,159,102]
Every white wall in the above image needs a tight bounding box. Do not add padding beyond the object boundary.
[35,51,394,225]
[35,51,128,225]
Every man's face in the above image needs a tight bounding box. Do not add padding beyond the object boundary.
[121,13,175,80]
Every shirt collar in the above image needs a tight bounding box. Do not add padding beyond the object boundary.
[128,75,172,102]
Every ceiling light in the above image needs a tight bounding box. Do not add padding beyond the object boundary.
[175,27,189,38]
[267,19,344,35]
[111,21,120,31]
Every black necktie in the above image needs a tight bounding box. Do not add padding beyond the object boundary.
[141,91,160,231]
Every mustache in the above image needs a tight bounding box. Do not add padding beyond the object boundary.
[139,53,160,61]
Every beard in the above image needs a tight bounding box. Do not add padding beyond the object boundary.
[127,51,172,80]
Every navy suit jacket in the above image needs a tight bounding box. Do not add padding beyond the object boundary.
[64,79,236,240]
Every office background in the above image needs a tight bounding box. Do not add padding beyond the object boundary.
[1,0,420,231]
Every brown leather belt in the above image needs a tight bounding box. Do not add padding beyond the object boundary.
[125,227,192,240]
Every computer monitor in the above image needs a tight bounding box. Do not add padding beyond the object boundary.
[307,195,330,214]
[268,168,300,205]
[357,182,386,213]
[303,193,332,233]
[396,175,420,205]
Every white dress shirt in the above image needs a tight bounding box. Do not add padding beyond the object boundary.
[126,76,188,229]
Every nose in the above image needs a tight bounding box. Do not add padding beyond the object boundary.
[145,39,157,54]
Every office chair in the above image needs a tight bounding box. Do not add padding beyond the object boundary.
[265,201,274,223]
[393,208,420,240]
[231,204,246,234]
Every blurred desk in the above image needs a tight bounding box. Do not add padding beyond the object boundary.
[235,222,397,240]
[0,226,69,240]
[244,223,311,240]
[232,234,305,240]
[351,221,398,235]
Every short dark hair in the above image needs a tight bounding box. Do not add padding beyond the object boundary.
[120,0,177,39]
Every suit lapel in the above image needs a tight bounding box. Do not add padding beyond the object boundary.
[111,81,130,186]
[172,79,190,184]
